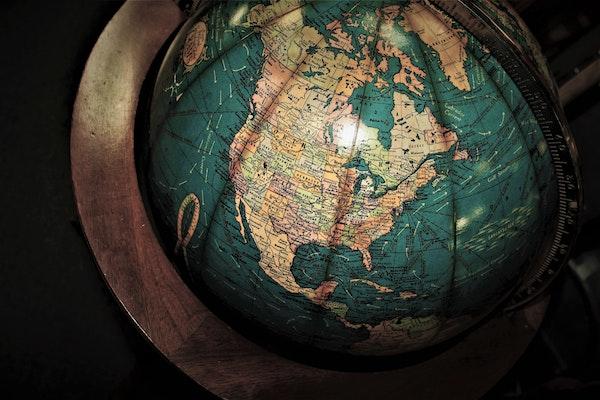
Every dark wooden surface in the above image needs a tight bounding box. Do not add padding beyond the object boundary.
[70,1,550,399]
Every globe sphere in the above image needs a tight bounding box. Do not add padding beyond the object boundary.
[144,0,573,356]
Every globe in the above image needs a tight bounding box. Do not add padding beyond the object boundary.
[143,0,578,356]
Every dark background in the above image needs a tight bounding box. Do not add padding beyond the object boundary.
[0,0,598,399]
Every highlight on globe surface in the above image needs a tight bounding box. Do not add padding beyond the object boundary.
[142,0,579,356]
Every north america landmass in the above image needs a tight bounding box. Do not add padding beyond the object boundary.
[227,0,473,353]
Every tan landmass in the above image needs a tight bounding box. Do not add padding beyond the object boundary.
[376,40,426,95]
[399,290,418,300]
[350,315,440,355]
[325,20,354,53]
[182,20,207,69]
[350,278,394,293]
[226,0,465,348]
[400,1,471,91]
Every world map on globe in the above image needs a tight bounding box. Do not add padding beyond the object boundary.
[145,0,561,355]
